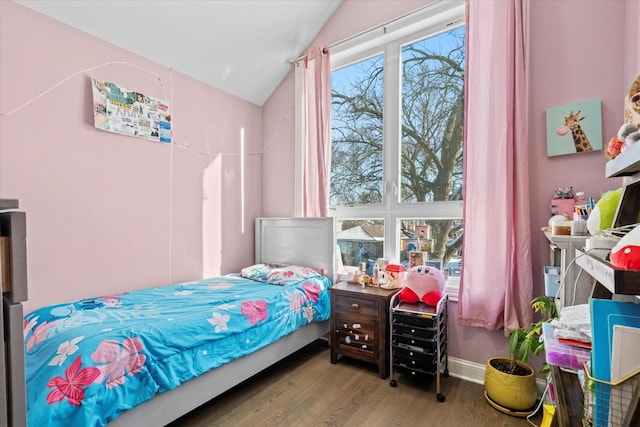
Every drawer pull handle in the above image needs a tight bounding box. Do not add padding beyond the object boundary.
[352,303,359,308]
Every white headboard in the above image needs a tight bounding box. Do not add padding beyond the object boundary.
[255,217,336,284]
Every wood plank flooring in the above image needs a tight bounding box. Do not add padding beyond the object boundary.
[168,339,544,427]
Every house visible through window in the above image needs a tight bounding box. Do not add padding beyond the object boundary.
[329,3,465,299]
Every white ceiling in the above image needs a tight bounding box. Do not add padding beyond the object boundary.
[15,0,343,106]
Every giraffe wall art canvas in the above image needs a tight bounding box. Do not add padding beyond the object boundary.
[546,98,602,157]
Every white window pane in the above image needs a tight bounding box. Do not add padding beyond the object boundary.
[336,219,384,276]
[400,28,464,203]
[330,55,384,206]
[399,219,463,275]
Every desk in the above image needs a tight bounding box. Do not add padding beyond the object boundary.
[542,230,589,307]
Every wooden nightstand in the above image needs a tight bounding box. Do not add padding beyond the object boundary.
[329,282,398,379]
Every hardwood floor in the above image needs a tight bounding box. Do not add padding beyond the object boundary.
[168,339,543,427]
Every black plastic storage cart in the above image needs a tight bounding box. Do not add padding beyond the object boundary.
[389,293,449,401]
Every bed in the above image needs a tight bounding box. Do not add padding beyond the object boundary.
[23,217,336,427]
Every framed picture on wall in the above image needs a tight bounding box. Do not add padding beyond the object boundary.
[546,98,602,157]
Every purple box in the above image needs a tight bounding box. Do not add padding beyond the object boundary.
[543,322,590,371]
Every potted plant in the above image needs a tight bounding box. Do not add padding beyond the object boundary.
[484,296,558,414]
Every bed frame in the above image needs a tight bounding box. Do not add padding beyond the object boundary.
[109,217,336,426]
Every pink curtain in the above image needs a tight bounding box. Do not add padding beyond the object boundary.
[300,45,331,217]
[458,0,533,333]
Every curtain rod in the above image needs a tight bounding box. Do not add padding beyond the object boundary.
[289,47,329,64]
[289,0,450,64]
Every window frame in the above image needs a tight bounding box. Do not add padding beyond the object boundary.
[302,1,465,300]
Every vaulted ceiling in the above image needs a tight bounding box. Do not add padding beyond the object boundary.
[15,0,343,106]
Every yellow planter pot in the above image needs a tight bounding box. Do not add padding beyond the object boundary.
[484,357,537,412]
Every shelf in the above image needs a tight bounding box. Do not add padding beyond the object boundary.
[550,138,640,427]
[542,228,588,249]
[606,140,640,178]
[574,249,640,296]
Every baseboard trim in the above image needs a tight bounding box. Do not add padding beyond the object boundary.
[447,357,548,394]
[447,356,485,384]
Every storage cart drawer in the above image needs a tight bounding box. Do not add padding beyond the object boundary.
[392,323,437,340]
[393,354,437,373]
[392,311,442,329]
[392,333,436,351]
[392,364,437,379]
[392,345,435,365]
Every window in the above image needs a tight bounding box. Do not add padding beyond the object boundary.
[330,3,464,299]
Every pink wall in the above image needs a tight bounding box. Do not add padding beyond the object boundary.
[624,0,640,89]
[0,1,263,314]
[1,0,637,365]
[527,0,633,300]
[262,0,637,365]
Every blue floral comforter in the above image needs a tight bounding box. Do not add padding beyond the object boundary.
[23,270,331,427]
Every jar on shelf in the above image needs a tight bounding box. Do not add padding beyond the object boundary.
[574,191,589,220]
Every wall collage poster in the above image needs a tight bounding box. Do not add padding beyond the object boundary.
[91,76,171,143]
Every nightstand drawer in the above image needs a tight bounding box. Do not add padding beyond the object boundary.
[334,295,379,317]
[336,313,377,335]
[334,331,376,355]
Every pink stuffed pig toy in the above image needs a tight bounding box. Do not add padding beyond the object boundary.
[398,265,445,306]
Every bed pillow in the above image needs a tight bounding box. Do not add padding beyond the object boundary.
[240,263,282,282]
[266,265,322,286]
